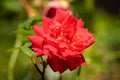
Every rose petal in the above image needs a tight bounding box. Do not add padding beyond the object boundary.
[28,36,44,49]
[44,45,58,54]
[66,54,86,70]
[43,45,63,58]
[33,25,58,43]
[59,42,68,49]
[47,55,67,73]
[61,14,77,27]
[78,29,95,48]
[45,7,57,18]
[32,47,44,57]
[62,50,75,57]
[54,9,68,23]
[43,0,62,18]
[42,17,52,32]
[33,26,45,37]
[77,19,84,28]
[72,28,95,51]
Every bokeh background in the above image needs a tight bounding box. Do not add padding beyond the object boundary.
[0,0,120,80]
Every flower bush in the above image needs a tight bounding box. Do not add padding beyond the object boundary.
[28,9,95,73]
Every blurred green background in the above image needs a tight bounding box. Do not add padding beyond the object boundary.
[0,0,120,80]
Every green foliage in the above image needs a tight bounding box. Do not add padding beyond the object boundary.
[19,16,42,29]
[21,42,36,57]
[19,16,43,57]
[16,16,43,42]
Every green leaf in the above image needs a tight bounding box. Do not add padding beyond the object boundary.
[19,16,42,29]
[21,42,36,57]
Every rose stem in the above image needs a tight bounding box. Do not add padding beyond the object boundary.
[59,75,62,80]
[31,56,47,80]
[76,66,81,80]
[40,57,47,80]
[8,34,22,80]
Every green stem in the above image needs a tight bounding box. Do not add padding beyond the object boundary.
[31,56,43,74]
[76,66,81,80]
[59,75,62,80]
[31,56,47,80]
[41,57,45,80]
[8,35,22,80]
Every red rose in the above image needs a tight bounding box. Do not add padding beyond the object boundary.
[28,9,95,73]
[43,0,71,18]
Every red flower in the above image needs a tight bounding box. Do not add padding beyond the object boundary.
[43,0,71,18]
[28,9,95,73]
